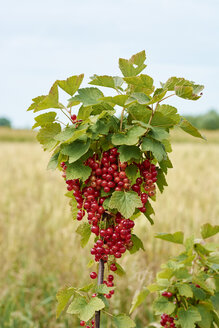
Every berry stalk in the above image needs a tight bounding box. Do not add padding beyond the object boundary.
[95,259,105,328]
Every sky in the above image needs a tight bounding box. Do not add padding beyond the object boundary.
[0,0,219,128]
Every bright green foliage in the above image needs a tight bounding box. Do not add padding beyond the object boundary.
[67,295,105,322]
[112,314,136,328]
[57,74,84,96]
[201,223,219,239]
[36,122,61,151]
[27,50,205,326]
[178,306,201,328]
[118,145,141,162]
[76,222,91,248]
[153,296,176,315]
[130,224,219,327]
[129,234,145,254]
[109,191,142,219]
[129,287,150,314]
[56,286,75,318]
[155,231,184,244]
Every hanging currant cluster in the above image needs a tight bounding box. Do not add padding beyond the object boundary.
[27,50,205,328]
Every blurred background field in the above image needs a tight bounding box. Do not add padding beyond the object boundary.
[0,128,218,328]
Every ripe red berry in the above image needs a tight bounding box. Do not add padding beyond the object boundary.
[110,263,117,271]
[71,114,77,121]
[80,321,85,326]
[108,274,114,281]
[90,272,97,279]
[119,171,126,179]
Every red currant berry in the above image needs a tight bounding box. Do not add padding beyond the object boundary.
[90,272,97,279]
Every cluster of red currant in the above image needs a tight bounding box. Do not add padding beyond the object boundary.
[80,318,95,327]
[60,147,157,326]
[162,291,173,298]
[160,314,176,327]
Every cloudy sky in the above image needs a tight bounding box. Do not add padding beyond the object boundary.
[1,0,219,128]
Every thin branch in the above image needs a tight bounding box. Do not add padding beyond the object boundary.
[159,93,175,103]
[55,119,67,126]
[60,108,72,122]
[95,259,105,328]
[120,107,126,131]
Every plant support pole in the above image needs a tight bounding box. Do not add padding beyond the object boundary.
[95,259,105,328]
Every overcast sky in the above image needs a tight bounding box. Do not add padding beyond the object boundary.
[1,0,219,128]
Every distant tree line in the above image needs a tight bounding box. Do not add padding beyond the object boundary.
[0,117,11,127]
[185,110,219,130]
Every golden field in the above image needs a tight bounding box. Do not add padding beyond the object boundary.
[0,128,218,327]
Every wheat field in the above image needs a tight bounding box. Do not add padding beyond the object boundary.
[0,130,218,327]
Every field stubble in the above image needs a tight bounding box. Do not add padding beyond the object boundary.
[0,137,218,327]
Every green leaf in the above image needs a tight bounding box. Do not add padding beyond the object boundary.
[147,88,167,105]
[61,139,90,163]
[151,104,181,127]
[130,288,149,314]
[37,122,61,151]
[89,75,123,89]
[130,50,146,66]
[179,118,206,139]
[70,196,78,220]
[119,50,146,77]
[112,126,146,146]
[95,284,113,295]
[87,259,95,268]
[76,222,91,248]
[144,201,155,225]
[66,160,91,181]
[208,252,219,264]
[77,105,94,120]
[118,145,141,162]
[58,74,84,96]
[56,126,88,144]
[142,138,167,162]
[201,223,219,239]
[129,234,145,254]
[78,283,95,292]
[149,127,169,141]
[196,304,213,328]
[33,82,63,112]
[125,164,138,184]
[67,295,105,322]
[176,283,193,298]
[162,76,187,90]
[178,306,201,328]
[100,95,129,107]
[109,191,142,219]
[159,156,173,174]
[129,92,151,105]
[153,296,176,315]
[155,231,184,244]
[32,111,57,129]
[112,314,136,328]
[211,292,219,310]
[190,284,207,301]
[174,268,191,280]
[175,85,201,100]
[124,74,154,95]
[114,263,126,276]
[47,151,60,170]
[56,286,75,318]
[157,268,174,280]
[127,103,152,123]
[89,119,110,136]
[192,277,214,294]
[156,168,168,193]
[68,87,103,107]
